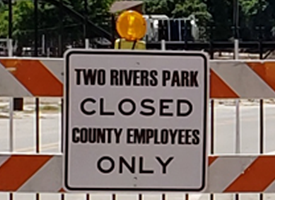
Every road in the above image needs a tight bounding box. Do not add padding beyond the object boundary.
[0,103,275,200]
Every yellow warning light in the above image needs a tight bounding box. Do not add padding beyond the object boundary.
[116,10,147,41]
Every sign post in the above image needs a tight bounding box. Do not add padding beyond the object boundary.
[63,49,209,192]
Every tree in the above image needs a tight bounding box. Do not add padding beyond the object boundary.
[143,0,275,41]
[143,0,211,40]
[0,0,275,50]
[207,0,233,41]
[0,0,114,49]
[144,0,211,24]
[0,0,35,42]
[238,0,275,41]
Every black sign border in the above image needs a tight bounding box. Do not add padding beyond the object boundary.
[64,50,208,192]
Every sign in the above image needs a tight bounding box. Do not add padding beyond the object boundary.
[63,49,209,192]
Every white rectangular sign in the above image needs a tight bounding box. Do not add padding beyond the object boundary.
[64,49,209,192]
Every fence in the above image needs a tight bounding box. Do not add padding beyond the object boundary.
[0,56,275,200]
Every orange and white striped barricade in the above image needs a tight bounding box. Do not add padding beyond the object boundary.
[0,154,274,193]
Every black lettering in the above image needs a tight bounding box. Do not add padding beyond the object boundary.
[83,69,97,85]
[80,128,88,143]
[72,128,80,143]
[97,129,106,143]
[156,157,174,174]
[182,71,189,86]
[89,128,96,143]
[133,70,140,86]
[150,70,158,86]
[160,99,173,116]
[177,99,193,117]
[185,129,192,145]
[139,157,154,174]
[146,129,154,144]
[178,130,185,144]
[97,156,114,173]
[140,70,149,86]
[161,129,168,144]
[107,129,113,143]
[119,99,136,116]
[192,130,200,144]
[127,129,134,144]
[169,129,177,144]
[140,99,155,116]
[75,69,82,85]
[134,129,146,144]
[191,71,199,86]
[97,69,105,85]
[171,71,180,87]
[100,98,114,116]
[120,157,135,173]
[123,70,132,86]
[154,130,160,144]
[115,129,122,144]
[80,98,96,115]
[162,71,170,86]
[110,70,118,85]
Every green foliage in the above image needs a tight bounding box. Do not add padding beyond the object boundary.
[143,0,275,41]
[0,0,34,41]
[0,0,275,48]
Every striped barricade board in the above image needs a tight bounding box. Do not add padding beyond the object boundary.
[0,58,275,99]
[0,154,275,193]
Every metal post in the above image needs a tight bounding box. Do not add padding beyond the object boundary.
[8,1,14,198]
[35,98,40,200]
[9,98,14,152]
[210,99,214,154]
[210,99,215,200]
[47,47,50,57]
[185,193,189,200]
[260,99,264,154]
[8,39,13,57]
[235,98,241,154]
[9,0,24,111]
[60,97,64,200]
[138,194,142,200]
[36,98,40,153]
[85,39,89,49]
[61,98,64,153]
[234,38,240,200]
[234,39,240,154]
[161,42,166,200]
[161,39,166,51]
[258,2,264,199]
[42,35,45,56]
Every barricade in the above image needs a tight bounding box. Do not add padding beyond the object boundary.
[0,58,275,199]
